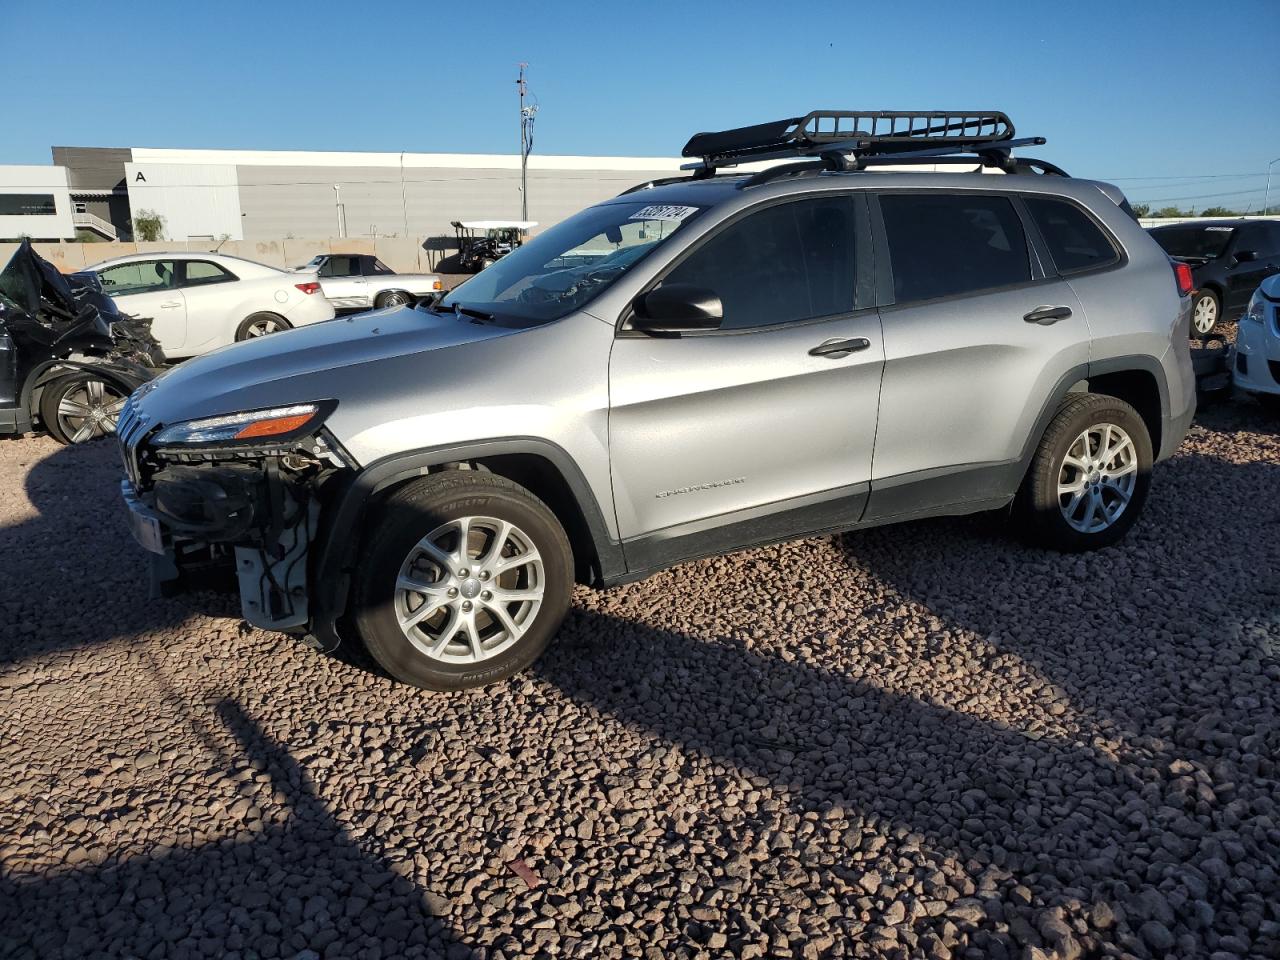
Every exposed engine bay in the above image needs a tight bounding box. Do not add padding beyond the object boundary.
[120,417,352,638]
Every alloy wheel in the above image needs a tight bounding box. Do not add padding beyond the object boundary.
[57,379,127,443]
[1057,422,1138,533]
[247,317,283,337]
[394,515,545,664]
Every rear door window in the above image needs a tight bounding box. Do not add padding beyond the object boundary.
[1024,197,1119,274]
[659,195,858,330]
[880,194,1031,303]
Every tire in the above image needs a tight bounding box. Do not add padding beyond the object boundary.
[375,290,413,309]
[1191,290,1220,338]
[38,372,129,445]
[235,312,292,341]
[1014,393,1153,552]
[478,258,497,271]
[353,472,574,691]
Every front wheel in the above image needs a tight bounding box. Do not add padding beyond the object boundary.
[235,312,292,341]
[1191,290,1220,338]
[1015,393,1153,551]
[38,372,129,444]
[353,472,574,690]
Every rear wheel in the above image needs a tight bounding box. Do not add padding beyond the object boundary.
[375,290,413,308]
[39,372,128,444]
[353,472,574,690]
[1191,290,1220,338]
[1015,393,1153,551]
[235,312,292,341]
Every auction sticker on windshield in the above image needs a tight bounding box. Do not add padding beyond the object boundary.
[629,205,698,222]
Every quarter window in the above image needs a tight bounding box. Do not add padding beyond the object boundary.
[881,194,1030,303]
[1024,197,1118,273]
[183,260,236,287]
[659,196,858,330]
[321,255,359,277]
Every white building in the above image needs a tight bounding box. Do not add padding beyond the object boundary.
[49,146,690,245]
[0,166,75,241]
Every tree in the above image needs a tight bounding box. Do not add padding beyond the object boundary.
[1131,202,1152,218]
[1155,206,1186,219]
[132,209,165,242]
[1200,206,1240,217]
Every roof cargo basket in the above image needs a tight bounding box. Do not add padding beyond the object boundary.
[682,110,1052,171]
[621,110,1063,196]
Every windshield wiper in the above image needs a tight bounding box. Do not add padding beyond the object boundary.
[450,303,496,323]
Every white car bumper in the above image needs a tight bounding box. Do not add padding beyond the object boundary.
[1232,306,1280,397]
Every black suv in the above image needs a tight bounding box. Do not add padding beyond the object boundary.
[1148,219,1280,337]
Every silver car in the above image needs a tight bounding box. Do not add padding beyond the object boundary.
[117,111,1196,690]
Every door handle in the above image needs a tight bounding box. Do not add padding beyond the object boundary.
[808,337,871,358]
[160,300,182,309]
[1023,305,1072,325]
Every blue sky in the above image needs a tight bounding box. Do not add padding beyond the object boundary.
[6,0,1280,211]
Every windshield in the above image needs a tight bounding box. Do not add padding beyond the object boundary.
[1150,225,1234,260]
[440,201,705,324]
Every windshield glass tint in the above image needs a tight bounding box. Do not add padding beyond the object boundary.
[441,202,704,324]
[1151,226,1234,259]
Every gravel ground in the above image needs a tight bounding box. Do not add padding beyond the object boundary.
[1,396,1278,960]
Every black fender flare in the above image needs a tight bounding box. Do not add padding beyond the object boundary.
[1015,354,1171,476]
[20,359,154,416]
[309,436,624,650]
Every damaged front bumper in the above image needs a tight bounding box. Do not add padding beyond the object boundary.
[119,425,349,643]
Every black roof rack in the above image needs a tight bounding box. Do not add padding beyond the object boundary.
[683,110,1018,170]
[619,110,1065,197]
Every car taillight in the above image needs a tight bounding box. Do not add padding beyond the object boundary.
[1172,262,1193,298]
[295,282,320,295]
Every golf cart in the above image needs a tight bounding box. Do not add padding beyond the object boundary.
[451,220,536,272]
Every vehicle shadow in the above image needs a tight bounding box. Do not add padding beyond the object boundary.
[0,437,236,668]
[0,685,476,959]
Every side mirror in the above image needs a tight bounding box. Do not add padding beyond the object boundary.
[1235,249,1258,263]
[631,284,723,333]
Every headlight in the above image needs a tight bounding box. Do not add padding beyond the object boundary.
[154,402,332,445]
[1242,290,1267,325]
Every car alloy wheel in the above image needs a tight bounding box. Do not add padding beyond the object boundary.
[247,317,283,337]
[1192,294,1218,335]
[1057,422,1138,533]
[394,515,545,664]
[383,292,410,307]
[46,375,128,443]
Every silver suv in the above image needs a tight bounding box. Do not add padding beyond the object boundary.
[117,111,1195,690]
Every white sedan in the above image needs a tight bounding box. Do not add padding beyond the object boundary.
[87,253,336,359]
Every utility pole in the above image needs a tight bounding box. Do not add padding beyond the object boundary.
[1266,157,1280,217]
[517,63,538,222]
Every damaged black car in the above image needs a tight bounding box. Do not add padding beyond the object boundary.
[0,240,164,443]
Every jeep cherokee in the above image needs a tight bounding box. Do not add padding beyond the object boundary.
[117,110,1196,690]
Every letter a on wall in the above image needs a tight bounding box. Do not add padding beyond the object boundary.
[135,172,147,182]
